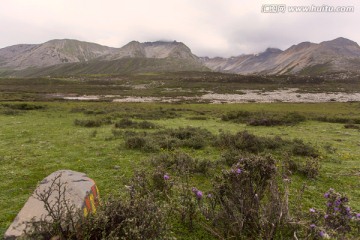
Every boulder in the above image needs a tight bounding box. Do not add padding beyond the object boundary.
[4,170,99,239]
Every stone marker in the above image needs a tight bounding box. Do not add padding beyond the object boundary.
[4,170,99,239]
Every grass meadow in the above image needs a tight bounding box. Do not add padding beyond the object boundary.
[0,101,359,238]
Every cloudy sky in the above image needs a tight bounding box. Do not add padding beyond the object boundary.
[1,0,359,57]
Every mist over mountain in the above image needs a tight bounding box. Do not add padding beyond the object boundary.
[1,37,360,77]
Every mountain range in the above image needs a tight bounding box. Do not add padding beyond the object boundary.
[1,37,360,77]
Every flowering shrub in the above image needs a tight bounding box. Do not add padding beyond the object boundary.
[301,157,321,179]
[306,189,360,239]
[150,151,213,175]
[199,155,290,239]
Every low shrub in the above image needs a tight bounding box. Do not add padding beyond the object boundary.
[125,136,147,149]
[198,155,291,239]
[137,120,157,129]
[0,109,21,115]
[344,123,360,129]
[74,117,112,128]
[284,156,321,179]
[220,149,243,166]
[129,109,180,120]
[315,116,360,124]
[2,103,45,111]
[305,189,360,239]
[222,111,306,126]
[214,131,285,153]
[74,119,102,128]
[291,139,319,157]
[150,151,213,175]
[221,110,251,122]
[115,118,157,129]
[124,127,214,151]
[115,118,136,128]
[186,116,208,120]
[301,158,321,179]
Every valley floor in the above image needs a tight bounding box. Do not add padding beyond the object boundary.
[0,101,359,238]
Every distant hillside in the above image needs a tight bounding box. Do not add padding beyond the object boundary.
[0,39,116,70]
[6,58,208,77]
[202,37,360,75]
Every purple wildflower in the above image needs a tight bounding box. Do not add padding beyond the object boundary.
[326,202,332,207]
[310,224,316,228]
[192,187,198,193]
[324,192,330,198]
[334,207,339,212]
[324,214,329,219]
[356,213,360,219]
[236,168,242,174]
[335,199,341,206]
[310,208,316,213]
[196,190,203,199]
[345,207,351,212]
[163,174,170,180]
[319,231,325,238]
[207,193,212,198]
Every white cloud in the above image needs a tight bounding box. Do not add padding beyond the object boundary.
[0,0,359,57]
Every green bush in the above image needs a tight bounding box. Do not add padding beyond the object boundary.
[115,118,136,128]
[214,131,284,153]
[115,118,157,129]
[200,155,291,239]
[315,116,360,124]
[222,111,306,126]
[125,136,147,149]
[150,151,213,175]
[123,127,214,151]
[291,139,319,157]
[300,158,321,179]
[2,103,45,111]
[344,123,360,129]
[74,119,102,128]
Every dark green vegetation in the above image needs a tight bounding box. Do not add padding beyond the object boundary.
[1,102,360,239]
[1,72,360,102]
[0,58,208,78]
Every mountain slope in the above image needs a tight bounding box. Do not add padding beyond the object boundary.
[8,57,208,77]
[0,39,116,70]
[203,37,360,75]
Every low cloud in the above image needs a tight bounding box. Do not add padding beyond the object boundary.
[0,0,359,57]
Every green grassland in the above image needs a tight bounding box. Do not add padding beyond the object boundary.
[1,72,360,238]
[1,101,360,238]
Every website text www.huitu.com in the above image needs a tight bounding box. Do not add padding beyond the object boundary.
[261,4,355,13]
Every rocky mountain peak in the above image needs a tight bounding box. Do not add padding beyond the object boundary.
[321,37,359,47]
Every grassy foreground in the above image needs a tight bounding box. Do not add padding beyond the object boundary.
[0,101,359,238]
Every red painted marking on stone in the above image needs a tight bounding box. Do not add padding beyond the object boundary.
[85,197,91,211]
